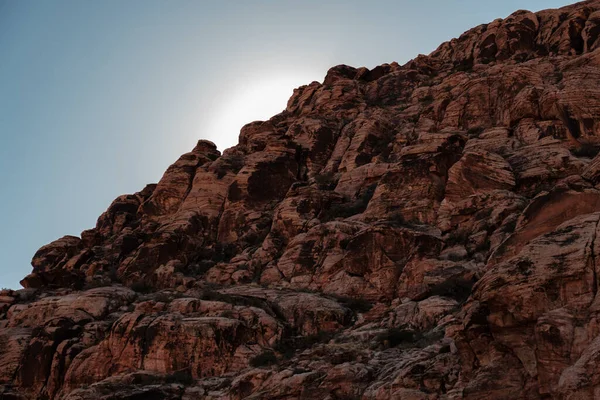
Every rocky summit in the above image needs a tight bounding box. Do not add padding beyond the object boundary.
[5,1,600,398]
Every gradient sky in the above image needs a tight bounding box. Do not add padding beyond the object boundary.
[0,0,573,289]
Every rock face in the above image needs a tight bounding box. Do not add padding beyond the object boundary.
[6,1,600,398]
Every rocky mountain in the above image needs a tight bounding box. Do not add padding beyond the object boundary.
[4,1,600,398]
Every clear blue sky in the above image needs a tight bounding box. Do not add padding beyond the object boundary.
[0,0,572,289]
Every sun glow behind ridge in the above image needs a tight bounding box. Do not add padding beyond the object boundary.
[204,71,322,151]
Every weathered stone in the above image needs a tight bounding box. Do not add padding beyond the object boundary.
[9,2,600,399]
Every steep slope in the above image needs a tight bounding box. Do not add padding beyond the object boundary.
[4,1,600,398]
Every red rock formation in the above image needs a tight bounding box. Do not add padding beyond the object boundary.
[5,1,600,398]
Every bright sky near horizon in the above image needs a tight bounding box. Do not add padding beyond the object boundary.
[0,0,573,289]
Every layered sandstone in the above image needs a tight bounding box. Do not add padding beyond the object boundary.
[4,1,600,399]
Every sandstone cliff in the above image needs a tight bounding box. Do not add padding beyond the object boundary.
[4,1,600,398]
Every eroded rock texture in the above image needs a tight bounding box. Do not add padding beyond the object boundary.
[5,1,600,398]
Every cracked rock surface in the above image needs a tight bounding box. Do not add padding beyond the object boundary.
[5,1,600,398]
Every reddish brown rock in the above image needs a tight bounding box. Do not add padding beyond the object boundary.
[141,140,221,217]
[8,1,600,399]
[444,150,516,203]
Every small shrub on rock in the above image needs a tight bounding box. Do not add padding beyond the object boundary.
[329,295,373,313]
[386,212,422,229]
[250,351,278,367]
[467,126,485,137]
[131,280,153,294]
[314,172,337,190]
[572,143,600,158]
[165,369,194,385]
[427,277,474,303]
[421,94,434,104]
[275,331,336,359]
[376,328,421,348]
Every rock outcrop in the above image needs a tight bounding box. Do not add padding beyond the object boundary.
[5,1,600,399]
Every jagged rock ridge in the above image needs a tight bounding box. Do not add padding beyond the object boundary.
[4,1,600,398]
